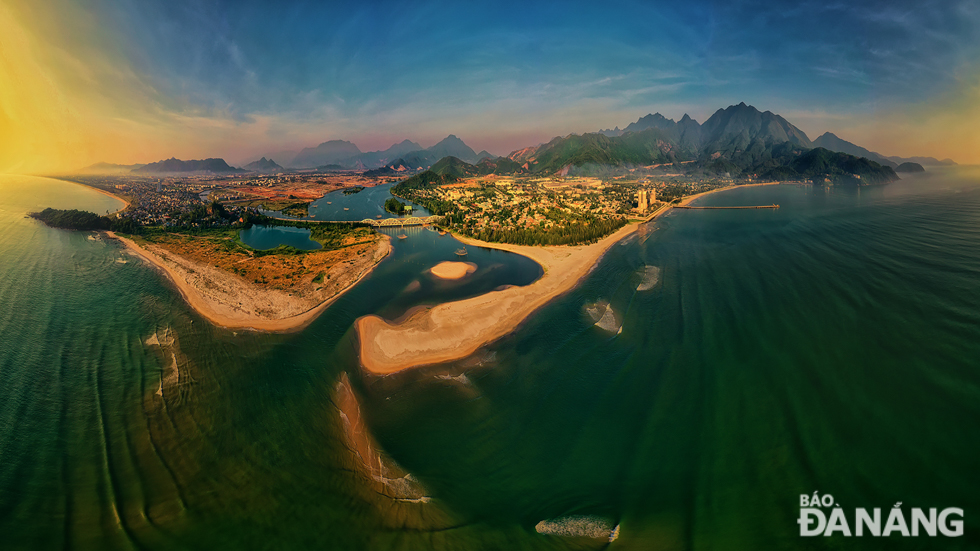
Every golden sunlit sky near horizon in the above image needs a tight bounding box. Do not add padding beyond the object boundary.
[2,0,979,174]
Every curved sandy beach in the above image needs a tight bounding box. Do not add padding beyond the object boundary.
[355,224,637,373]
[109,231,391,332]
[355,183,784,374]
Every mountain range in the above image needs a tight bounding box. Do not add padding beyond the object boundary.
[283,136,491,170]
[416,103,901,185]
[508,103,815,174]
[813,133,956,168]
[84,102,950,185]
[134,158,244,174]
[243,157,284,172]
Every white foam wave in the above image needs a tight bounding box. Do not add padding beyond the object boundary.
[585,300,621,333]
[535,515,617,539]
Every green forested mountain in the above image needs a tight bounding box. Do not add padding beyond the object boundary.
[430,156,481,178]
[761,147,899,185]
[812,132,897,168]
[384,104,911,186]
[895,162,925,173]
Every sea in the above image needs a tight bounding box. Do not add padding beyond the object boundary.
[0,170,978,550]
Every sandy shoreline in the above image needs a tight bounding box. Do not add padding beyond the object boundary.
[356,208,673,374]
[46,174,394,332]
[50,176,131,214]
[355,182,785,374]
[108,231,391,332]
[87,185,131,214]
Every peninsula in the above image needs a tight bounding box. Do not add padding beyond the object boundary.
[354,181,792,374]
[111,230,390,332]
[355,200,679,373]
[36,178,393,332]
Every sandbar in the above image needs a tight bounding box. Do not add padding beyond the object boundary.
[429,261,477,280]
[355,183,778,374]
[108,231,391,332]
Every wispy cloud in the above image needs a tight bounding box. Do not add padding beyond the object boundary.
[3,0,980,171]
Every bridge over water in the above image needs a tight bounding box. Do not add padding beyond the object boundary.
[357,215,444,227]
[264,214,444,227]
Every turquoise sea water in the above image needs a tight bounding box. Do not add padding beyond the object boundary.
[0,170,978,549]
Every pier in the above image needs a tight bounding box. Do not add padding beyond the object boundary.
[674,204,779,210]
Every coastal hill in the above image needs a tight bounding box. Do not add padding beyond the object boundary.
[886,155,955,167]
[243,157,284,172]
[429,155,526,178]
[290,140,362,168]
[351,139,425,168]
[813,132,897,168]
[896,161,926,173]
[772,147,899,185]
[134,157,244,174]
[813,133,955,168]
[392,135,481,169]
[287,136,486,170]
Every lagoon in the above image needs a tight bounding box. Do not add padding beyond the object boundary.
[239,224,322,250]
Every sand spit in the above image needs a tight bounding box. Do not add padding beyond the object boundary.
[108,231,391,332]
[429,261,477,280]
[356,222,640,374]
[144,326,192,402]
[534,515,618,541]
[356,182,763,374]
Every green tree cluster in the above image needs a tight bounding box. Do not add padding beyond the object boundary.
[30,208,141,234]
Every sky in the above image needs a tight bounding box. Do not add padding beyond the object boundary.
[2,0,979,173]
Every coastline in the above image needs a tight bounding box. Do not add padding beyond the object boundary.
[50,174,393,332]
[108,231,392,332]
[48,175,131,214]
[355,182,784,374]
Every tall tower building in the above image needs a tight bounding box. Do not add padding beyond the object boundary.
[637,190,652,213]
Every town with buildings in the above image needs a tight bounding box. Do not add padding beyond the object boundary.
[393,173,726,245]
[59,171,402,227]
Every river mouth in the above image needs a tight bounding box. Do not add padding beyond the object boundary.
[4,171,980,548]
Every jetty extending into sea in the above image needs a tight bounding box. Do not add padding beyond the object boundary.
[674,204,779,209]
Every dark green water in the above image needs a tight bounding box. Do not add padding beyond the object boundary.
[264,182,432,221]
[1,171,978,550]
[239,225,323,250]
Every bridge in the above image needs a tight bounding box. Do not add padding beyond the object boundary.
[264,215,444,227]
[359,215,444,227]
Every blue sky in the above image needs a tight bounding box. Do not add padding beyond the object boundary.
[3,0,979,169]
